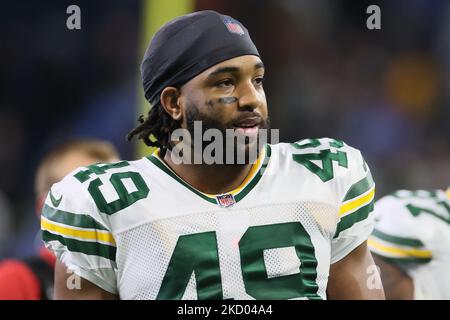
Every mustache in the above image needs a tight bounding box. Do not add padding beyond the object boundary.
[185,102,269,132]
[227,113,266,128]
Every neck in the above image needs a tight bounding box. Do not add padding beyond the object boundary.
[162,149,254,195]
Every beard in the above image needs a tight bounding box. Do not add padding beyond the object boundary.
[182,104,271,166]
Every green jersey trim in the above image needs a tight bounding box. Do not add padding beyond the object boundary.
[146,144,271,206]
[334,199,374,238]
[42,204,109,231]
[42,230,116,261]
[372,229,424,248]
[343,172,374,202]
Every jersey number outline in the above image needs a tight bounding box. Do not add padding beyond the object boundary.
[393,190,450,225]
[292,139,348,182]
[407,202,450,225]
[157,222,321,300]
[74,161,149,215]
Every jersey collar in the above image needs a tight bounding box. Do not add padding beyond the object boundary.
[147,144,271,207]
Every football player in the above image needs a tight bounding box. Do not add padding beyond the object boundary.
[369,187,450,299]
[43,11,384,300]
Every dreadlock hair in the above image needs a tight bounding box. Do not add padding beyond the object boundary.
[127,102,180,156]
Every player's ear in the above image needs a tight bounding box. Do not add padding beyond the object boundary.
[160,87,182,121]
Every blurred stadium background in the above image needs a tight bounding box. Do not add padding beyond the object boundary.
[0,0,448,259]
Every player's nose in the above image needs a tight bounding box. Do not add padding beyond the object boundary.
[237,81,265,112]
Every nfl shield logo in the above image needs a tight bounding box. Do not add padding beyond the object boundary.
[216,194,236,208]
[223,18,245,36]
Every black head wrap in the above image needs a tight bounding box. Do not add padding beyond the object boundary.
[141,10,260,106]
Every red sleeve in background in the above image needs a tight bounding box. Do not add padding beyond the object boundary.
[39,247,56,269]
[0,260,41,300]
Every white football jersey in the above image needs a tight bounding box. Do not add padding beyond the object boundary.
[42,138,375,300]
[369,188,450,299]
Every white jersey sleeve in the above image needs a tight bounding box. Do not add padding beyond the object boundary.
[329,141,376,263]
[41,165,118,294]
[368,193,432,265]
[367,190,450,299]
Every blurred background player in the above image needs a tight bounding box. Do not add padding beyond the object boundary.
[369,187,450,299]
[0,139,119,300]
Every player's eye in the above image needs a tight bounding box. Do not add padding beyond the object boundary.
[215,79,234,88]
[254,76,265,86]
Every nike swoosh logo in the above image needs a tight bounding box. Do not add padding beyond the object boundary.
[49,190,63,207]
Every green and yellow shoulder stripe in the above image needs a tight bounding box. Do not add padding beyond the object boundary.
[41,203,116,262]
[334,170,375,238]
[368,228,432,264]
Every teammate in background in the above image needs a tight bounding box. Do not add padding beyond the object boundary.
[44,11,384,299]
[369,187,450,299]
[0,139,119,299]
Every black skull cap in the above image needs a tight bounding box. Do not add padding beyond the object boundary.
[141,10,260,106]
